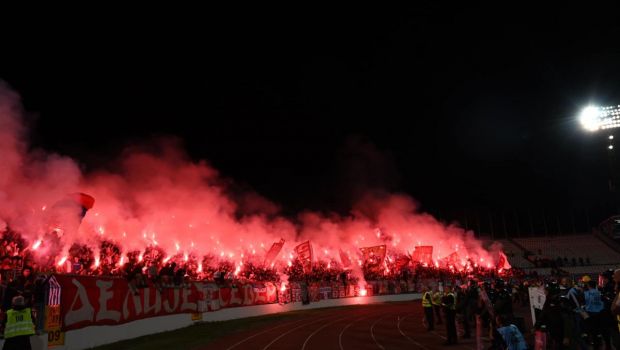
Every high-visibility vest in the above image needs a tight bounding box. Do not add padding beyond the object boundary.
[4,308,35,338]
[432,292,442,305]
[422,292,432,307]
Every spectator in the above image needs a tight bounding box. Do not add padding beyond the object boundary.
[584,280,604,347]
[71,257,82,274]
[493,315,527,350]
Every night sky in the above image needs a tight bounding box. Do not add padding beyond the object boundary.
[1,7,620,230]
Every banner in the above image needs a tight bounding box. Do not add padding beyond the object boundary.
[528,286,546,325]
[45,305,61,331]
[55,275,277,331]
[264,238,285,267]
[359,245,386,269]
[294,241,313,273]
[55,274,205,331]
[203,282,277,311]
[412,246,433,265]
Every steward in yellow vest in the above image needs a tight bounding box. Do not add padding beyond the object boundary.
[422,287,435,331]
[422,291,433,307]
[2,296,35,350]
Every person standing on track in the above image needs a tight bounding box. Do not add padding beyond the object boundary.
[423,286,435,331]
[493,315,527,350]
[2,296,36,350]
[433,286,443,325]
[442,285,458,345]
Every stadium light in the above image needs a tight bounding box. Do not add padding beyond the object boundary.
[579,105,620,132]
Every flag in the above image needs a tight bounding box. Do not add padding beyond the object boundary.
[394,254,411,269]
[52,192,96,220]
[412,246,433,265]
[497,251,511,270]
[339,249,352,268]
[359,245,386,268]
[294,241,313,274]
[444,252,460,266]
[264,238,285,266]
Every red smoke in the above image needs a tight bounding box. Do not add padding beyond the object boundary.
[0,84,498,274]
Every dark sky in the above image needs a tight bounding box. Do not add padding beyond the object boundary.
[1,6,620,225]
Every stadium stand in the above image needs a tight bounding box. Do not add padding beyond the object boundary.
[514,234,620,265]
[488,239,533,268]
[483,233,620,276]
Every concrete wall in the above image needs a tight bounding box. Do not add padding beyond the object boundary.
[14,293,419,350]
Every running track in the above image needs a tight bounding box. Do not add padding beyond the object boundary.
[205,301,481,350]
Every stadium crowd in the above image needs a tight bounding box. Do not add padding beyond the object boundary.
[6,224,620,350]
[418,268,620,350]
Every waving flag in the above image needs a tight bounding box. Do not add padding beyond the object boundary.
[294,241,313,273]
[264,238,285,266]
[360,245,386,267]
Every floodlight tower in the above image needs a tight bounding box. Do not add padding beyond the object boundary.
[579,105,620,133]
[579,105,620,204]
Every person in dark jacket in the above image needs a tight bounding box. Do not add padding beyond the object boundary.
[442,286,458,345]
[536,282,571,350]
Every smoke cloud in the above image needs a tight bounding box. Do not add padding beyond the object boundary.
[0,83,496,272]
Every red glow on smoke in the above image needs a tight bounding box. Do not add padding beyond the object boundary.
[0,85,506,277]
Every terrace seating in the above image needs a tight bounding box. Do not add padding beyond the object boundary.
[514,235,620,266]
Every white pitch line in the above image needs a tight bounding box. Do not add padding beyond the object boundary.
[262,315,338,350]
[301,316,350,350]
[225,315,325,350]
[370,315,388,350]
[338,311,383,350]
[430,331,475,350]
[397,314,430,350]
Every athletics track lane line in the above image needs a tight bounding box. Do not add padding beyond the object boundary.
[261,314,342,350]
[397,314,431,350]
[224,311,339,350]
[300,315,353,350]
[338,308,398,350]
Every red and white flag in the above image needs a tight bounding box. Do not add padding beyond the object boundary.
[264,238,285,267]
[497,251,511,270]
[294,241,313,273]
